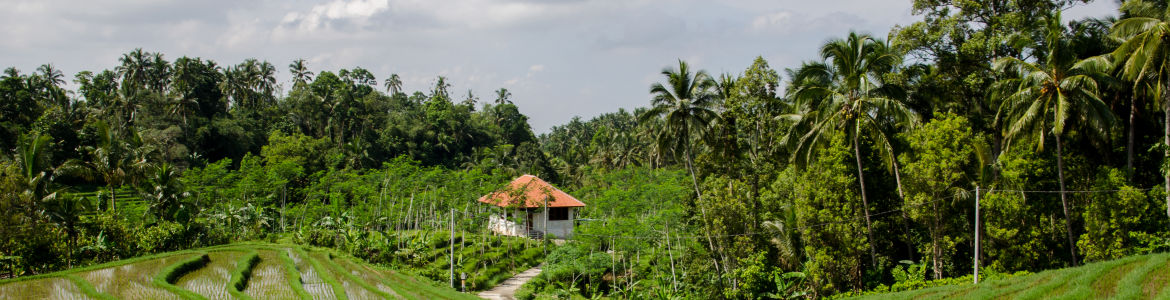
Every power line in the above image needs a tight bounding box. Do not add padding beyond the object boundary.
[566,186,1158,240]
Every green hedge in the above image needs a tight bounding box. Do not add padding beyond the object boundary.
[226,251,261,300]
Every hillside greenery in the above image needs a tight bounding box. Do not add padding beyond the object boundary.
[3,0,1170,299]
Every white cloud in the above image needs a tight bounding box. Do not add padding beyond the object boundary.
[280,0,389,32]
[751,11,793,31]
[529,64,545,72]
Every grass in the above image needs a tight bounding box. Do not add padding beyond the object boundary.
[849,252,1170,300]
[0,242,477,300]
[317,252,397,299]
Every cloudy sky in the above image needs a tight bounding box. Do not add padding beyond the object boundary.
[1,0,1118,133]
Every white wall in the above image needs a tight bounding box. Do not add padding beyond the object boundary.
[486,208,576,239]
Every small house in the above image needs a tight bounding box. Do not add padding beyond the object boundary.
[478,175,585,239]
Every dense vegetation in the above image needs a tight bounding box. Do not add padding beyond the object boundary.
[3,0,1170,299]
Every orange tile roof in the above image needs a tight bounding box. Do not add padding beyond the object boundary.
[477,175,586,208]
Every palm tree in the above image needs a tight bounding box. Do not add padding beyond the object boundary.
[993,13,1117,266]
[34,64,69,110]
[637,59,725,282]
[141,163,188,221]
[43,196,91,268]
[495,88,512,105]
[17,134,56,212]
[384,73,402,95]
[73,122,143,213]
[1112,0,1170,220]
[147,52,170,93]
[255,60,277,106]
[289,59,313,87]
[116,48,151,95]
[784,32,918,265]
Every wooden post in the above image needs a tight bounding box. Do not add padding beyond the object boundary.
[974,186,981,284]
[450,208,456,288]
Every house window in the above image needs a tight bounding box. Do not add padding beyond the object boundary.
[548,207,570,220]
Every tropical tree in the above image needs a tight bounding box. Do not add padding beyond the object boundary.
[116,48,151,95]
[289,59,313,88]
[34,64,69,110]
[1112,0,1170,220]
[42,196,91,268]
[784,32,918,265]
[637,59,726,282]
[16,134,56,212]
[140,163,189,221]
[993,13,1117,266]
[495,88,513,105]
[384,73,402,95]
[74,122,147,212]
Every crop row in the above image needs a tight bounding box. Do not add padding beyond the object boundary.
[853,252,1170,299]
[0,243,479,300]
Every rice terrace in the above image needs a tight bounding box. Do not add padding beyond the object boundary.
[0,243,476,299]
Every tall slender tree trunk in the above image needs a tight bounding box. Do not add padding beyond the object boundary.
[1164,96,1170,220]
[683,142,725,290]
[1054,134,1078,266]
[852,133,878,267]
[110,185,117,212]
[1128,93,1137,180]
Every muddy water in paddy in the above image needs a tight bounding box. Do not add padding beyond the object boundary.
[175,251,245,300]
[77,254,189,299]
[0,277,91,300]
[243,250,298,299]
[289,249,337,300]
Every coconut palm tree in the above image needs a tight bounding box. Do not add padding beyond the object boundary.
[784,32,918,265]
[495,88,512,105]
[289,59,313,88]
[72,121,148,213]
[141,163,188,221]
[637,59,725,282]
[385,73,402,95]
[993,13,1117,266]
[17,134,56,212]
[146,52,170,93]
[116,48,151,95]
[42,196,91,268]
[1112,0,1170,220]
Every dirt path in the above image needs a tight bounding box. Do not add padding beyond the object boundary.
[477,265,542,300]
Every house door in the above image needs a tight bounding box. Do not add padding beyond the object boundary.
[526,211,534,232]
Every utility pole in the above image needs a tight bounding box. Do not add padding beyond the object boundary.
[974,186,981,284]
[450,208,456,289]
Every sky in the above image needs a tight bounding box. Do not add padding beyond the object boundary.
[0,0,1119,133]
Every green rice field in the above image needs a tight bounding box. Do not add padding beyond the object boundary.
[849,252,1170,300]
[0,243,478,300]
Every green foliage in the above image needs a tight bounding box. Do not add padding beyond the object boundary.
[788,134,867,295]
[899,113,982,279]
[5,3,1170,299]
[1078,168,1167,262]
